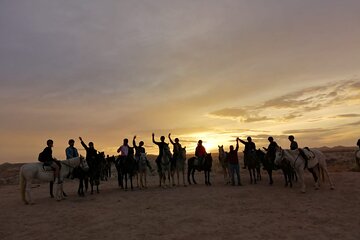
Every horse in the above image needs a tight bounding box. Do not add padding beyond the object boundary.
[277,157,297,188]
[72,163,90,197]
[115,147,137,190]
[138,152,148,188]
[49,159,90,198]
[218,145,230,185]
[158,144,172,187]
[355,150,360,170]
[246,151,261,184]
[187,153,213,185]
[100,152,110,181]
[256,149,275,185]
[170,147,187,186]
[105,155,115,179]
[87,152,104,194]
[19,156,87,204]
[274,147,335,193]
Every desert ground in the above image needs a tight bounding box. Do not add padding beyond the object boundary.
[0,148,359,240]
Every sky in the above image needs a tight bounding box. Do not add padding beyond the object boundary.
[1,0,359,163]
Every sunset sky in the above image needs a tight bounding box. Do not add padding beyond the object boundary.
[1,0,360,163]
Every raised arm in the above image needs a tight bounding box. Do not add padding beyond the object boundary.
[168,133,175,145]
[152,133,159,145]
[79,137,88,150]
[133,136,138,148]
[238,138,247,145]
[235,138,239,151]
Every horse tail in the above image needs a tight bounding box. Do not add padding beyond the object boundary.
[19,167,26,204]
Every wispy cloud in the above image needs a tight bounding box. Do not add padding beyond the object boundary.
[209,79,360,123]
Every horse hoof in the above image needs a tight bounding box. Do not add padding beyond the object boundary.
[331,186,335,190]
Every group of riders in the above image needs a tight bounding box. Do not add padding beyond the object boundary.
[37,133,209,185]
[38,132,360,187]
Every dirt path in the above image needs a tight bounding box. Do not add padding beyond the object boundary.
[0,171,359,240]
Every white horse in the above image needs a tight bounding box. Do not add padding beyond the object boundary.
[274,147,334,193]
[218,145,230,185]
[159,144,172,188]
[355,150,360,170]
[170,147,187,186]
[20,156,88,204]
[138,152,148,188]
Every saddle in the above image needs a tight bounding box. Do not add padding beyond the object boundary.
[301,147,316,169]
[194,157,204,168]
[42,163,54,172]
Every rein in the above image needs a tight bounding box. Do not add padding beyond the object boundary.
[293,153,301,169]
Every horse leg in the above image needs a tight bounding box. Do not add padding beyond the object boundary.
[253,169,257,184]
[176,169,180,186]
[117,169,122,187]
[25,179,34,204]
[322,166,335,190]
[144,172,147,188]
[192,169,197,184]
[124,174,128,190]
[158,172,162,187]
[130,175,133,190]
[55,182,63,201]
[248,169,252,184]
[187,167,192,185]
[182,170,186,186]
[85,177,89,192]
[50,182,54,198]
[204,171,208,185]
[297,168,306,193]
[96,179,100,193]
[78,178,82,196]
[223,168,227,184]
[309,167,320,190]
[136,173,139,188]
[282,169,288,187]
[207,171,212,186]
[268,169,273,185]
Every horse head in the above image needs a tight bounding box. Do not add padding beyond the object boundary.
[180,147,186,160]
[79,155,90,172]
[274,146,284,166]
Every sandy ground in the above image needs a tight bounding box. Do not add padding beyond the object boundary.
[0,168,359,240]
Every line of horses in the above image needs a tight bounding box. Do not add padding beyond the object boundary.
[19,144,334,205]
[218,146,334,193]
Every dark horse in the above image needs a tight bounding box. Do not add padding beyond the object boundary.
[246,151,262,184]
[50,159,90,198]
[115,147,137,190]
[187,153,213,186]
[87,152,103,194]
[256,149,274,185]
[72,164,89,196]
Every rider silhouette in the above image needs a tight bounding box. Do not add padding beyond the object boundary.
[195,140,207,168]
[239,137,256,169]
[41,139,61,183]
[288,135,308,169]
[152,133,168,172]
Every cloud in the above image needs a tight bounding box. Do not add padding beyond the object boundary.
[209,79,360,123]
[282,128,335,134]
[332,114,360,118]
